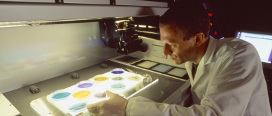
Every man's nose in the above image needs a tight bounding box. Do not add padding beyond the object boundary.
[163,44,172,56]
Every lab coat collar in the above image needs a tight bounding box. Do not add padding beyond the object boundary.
[186,36,218,86]
[203,36,218,65]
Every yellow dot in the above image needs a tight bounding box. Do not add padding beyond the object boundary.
[127,76,141,81]
[72,91,91,99]
[94,76,109,82]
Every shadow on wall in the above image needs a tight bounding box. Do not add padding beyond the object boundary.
[137,7,155,16]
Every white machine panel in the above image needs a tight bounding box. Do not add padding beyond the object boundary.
[0,0,54,2]
[0,92,20,116]
[0,4,168,22]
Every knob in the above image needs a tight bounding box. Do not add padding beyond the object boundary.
[29,85,40,94]
[100,63,108,68]
[71,73,80,79]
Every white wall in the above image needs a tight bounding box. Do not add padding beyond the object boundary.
[0,22,119,93]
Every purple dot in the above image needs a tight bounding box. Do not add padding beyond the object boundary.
[77,83,93,88]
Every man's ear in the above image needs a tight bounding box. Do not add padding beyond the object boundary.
[194,32,205,46]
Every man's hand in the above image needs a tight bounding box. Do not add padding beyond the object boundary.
[87,90,128,116]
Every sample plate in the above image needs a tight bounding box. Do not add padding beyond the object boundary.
[34,68,145,116]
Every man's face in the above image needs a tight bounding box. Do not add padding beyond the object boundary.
[160,25,196,64]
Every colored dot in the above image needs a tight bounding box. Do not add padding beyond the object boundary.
[112,77,124,81]
[77,82,93,88]
[52,92,71,100]
[127,76,141,81]
[111,83,126,90]
[94,76,109,82]
[72,91,91,99]
[69,102,86,111]
[95,92,107,98]
[111,70,124,74]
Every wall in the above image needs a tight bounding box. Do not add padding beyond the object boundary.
[0,22,119,93]
[209,0,272,37]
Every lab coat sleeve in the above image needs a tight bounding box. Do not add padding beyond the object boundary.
[126,44,269,116]
[205,44,270,116]
[126,96,218,116]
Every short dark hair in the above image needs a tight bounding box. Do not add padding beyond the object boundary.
[159,0,210,40]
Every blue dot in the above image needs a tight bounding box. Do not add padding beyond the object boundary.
[111,70,124,74]
[111,83,126,90]
[52,92,71,100]
[69,102,86,111]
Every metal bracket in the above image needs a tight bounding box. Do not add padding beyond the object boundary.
[110,0,116,5]
[55,0,64,4]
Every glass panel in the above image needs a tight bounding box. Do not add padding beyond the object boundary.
[167,68,187,77]
[136,61,158,68]
[151,64,172,73]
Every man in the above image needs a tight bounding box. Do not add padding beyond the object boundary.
[87,0,272,115]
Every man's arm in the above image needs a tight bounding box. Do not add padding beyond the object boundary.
[126,44,268,116]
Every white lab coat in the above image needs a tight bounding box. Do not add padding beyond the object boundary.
[126,36,272,116]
